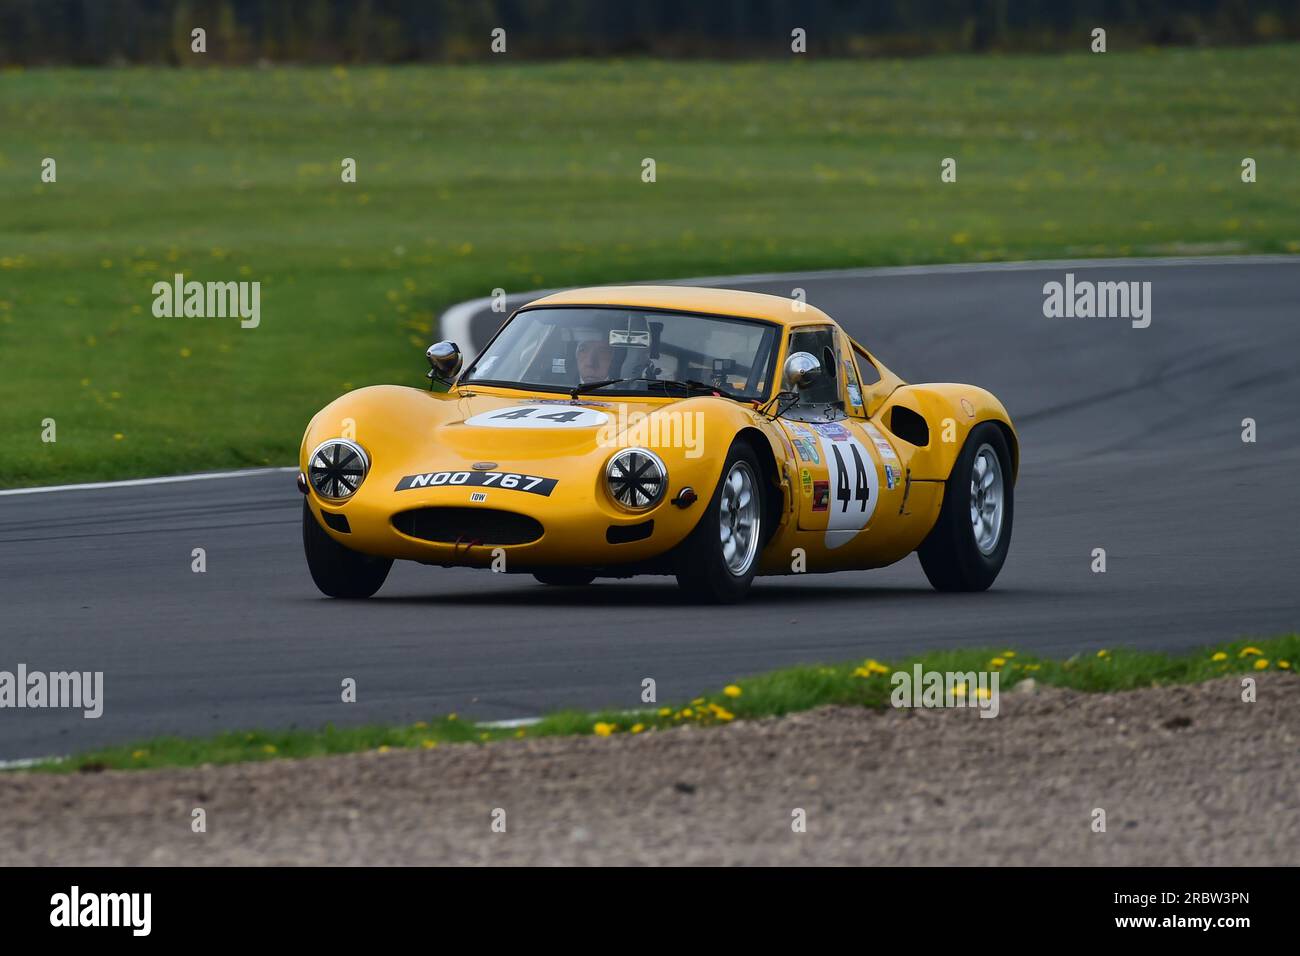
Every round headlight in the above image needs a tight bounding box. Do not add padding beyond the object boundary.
[606,448,667,511]
[307,439,370,501]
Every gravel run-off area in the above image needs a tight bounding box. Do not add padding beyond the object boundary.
[1,674,1295,865]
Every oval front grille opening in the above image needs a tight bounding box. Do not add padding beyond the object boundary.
[392,507,543,546]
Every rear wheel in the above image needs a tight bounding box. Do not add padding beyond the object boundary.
[533,569,596,586]
[302,500,393,598]
[917,422,1014,592]
[675,442,764,604]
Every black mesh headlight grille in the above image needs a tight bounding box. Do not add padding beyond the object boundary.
[307,439,370,500]
[605,448,667,512]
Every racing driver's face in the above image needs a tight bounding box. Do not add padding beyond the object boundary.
[576,338,615,383]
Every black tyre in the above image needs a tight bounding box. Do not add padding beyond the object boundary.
[302,500,393,598]
[675,441,765,604]
[917,422,1014,592]
[533,569,597,586]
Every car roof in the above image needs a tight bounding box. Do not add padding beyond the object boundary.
[522,285,839,328]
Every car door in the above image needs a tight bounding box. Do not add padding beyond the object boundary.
[777,327,881,548]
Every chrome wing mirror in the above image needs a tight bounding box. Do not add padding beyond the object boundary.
[426,340,463,386]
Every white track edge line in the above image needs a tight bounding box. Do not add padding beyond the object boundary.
[0,466,299,497]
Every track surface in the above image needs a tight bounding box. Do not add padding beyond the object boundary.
[3,258,1298,760]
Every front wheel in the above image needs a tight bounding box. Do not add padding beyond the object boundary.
[917,422,1014,592]
[302,500,393,598]
[675,442,765,604]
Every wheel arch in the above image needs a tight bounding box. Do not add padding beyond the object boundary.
[735,426,785,545]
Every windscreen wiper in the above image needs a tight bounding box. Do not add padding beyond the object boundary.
[570,377,747,403]
[569,378,638,401]
[644,379,746,401]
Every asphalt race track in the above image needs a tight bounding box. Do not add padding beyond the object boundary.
[3,257,1298,761]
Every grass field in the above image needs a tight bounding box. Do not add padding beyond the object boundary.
[3,47,1299,486]
[20,634,1296,772]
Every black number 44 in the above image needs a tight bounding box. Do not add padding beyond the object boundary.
[832,445,870,513]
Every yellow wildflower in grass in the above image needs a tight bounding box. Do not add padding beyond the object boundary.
[515,729,526,738]
[421,739,437,749]
[413,721,427,729]
[479,732,490,740]
[1239,647,1263,657]
[1254,659,1269,670]
[179,347,192,358]
[681,708,693,718]
[447,713,457,721]
[1097,649,1111,659]
[975,687,991,700]
[692,698,705,706]
[952,682,968,697]
[1002,651,1016,658]
[1211,652,1228,662]
[113,433,124,441]
[723,685,742,698]
[132,749,147,759]
[631,723,645,734]
[990,657,1006,668]
[1279,661,1291,670]
[593,722,616,737]
[658,707,672,717]
[854,659,890,678]
[263,744,278,754]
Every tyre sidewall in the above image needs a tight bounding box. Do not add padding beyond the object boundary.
[676,441,764,603]
[921,423,1014,590]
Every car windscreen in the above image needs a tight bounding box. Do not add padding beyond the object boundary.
[462,306,780,401]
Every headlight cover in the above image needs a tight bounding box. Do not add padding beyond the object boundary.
[605,448,667,511]
[307,439,370,501]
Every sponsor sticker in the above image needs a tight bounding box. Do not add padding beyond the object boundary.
[884,463,899,491]
[863,422,899,462]
[789,424,822,465]
[812,480,830,511]
[800,468,813,497]
[395,470,557,496]
[470,491,488,502]
[811,421,852,442]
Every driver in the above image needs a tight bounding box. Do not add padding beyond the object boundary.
[575,335,617,383]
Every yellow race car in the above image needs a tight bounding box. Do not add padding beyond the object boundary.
[299,285,1017,602]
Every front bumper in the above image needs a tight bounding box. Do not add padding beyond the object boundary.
[305,473,704,569]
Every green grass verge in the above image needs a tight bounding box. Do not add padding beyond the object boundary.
[3,47,1300,486]
[23,634,1296,773]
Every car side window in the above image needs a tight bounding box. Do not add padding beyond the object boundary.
[852,343,882,387]
[788,327,839,405]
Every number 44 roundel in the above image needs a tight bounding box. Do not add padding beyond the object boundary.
[464,405,610,429]
[810,422,879,546]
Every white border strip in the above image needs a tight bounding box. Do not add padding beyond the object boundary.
[0,466,298,497]
[440,255,1300,357]
[0,755,63,770]
[477,716,543,729]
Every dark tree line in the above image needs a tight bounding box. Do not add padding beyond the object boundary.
[1,0,1297,65]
